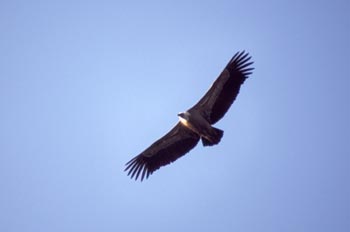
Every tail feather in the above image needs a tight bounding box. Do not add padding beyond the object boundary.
[201,127,224,146]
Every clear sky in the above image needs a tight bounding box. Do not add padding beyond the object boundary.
[1,0,349,231]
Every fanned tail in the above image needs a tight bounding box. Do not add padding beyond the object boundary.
[201,127,224,146]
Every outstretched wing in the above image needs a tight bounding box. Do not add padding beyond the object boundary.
[190,51,254,124]
[124,123,200,181]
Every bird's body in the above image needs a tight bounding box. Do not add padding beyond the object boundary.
[178,111,223,146]
[125,51,254,181]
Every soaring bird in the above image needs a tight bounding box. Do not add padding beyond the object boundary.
[125,51,254,181]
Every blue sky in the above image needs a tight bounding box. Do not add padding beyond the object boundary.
[1,0,349,231]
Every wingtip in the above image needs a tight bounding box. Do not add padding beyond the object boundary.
[226,51,254,77]
[229,51,252,65]
[124,155,152,181]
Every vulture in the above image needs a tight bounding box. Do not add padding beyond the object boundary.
[125,51,254,181]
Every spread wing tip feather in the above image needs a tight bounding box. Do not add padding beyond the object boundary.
[124,156,153,181]
[227,51,254,78]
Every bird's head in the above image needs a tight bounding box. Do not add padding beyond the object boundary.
[177,111,190,120]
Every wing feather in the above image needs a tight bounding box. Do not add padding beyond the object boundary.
[124,123,200,181]
[190,51,254,124]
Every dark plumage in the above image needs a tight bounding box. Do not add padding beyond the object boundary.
[125,51,254,181]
